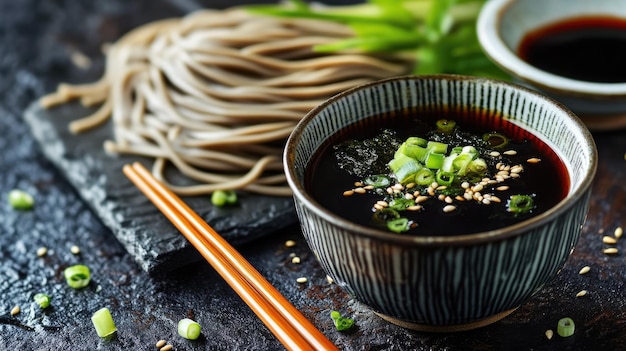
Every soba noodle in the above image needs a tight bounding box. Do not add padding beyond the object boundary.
[40,8,413,196]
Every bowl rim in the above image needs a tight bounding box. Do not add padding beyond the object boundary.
[284,74,598,247]
[476,0,626,98]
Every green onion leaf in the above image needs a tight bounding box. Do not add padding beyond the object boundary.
[33,293,51,309]
[483,132,509,149]
[64,264,91,289]
[178,318,202,340]
[425,152,444,169]
[426,141,448,155]
[8,189,34,210]
[436,119,456,134]
[91,308,117,338]
[557,317,575,337]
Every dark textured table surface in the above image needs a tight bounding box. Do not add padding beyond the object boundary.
[1,1,625,350]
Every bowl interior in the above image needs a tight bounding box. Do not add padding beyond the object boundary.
[478,0,626,97]
[285,75,597,243]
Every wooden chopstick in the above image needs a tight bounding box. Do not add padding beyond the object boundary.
[123,162,338,351]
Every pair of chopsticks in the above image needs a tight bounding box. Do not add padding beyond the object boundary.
[123,162,338,351]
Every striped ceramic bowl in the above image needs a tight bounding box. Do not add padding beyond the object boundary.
[284,75,597,331]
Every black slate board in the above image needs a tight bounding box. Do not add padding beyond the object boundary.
[23,100,297,274]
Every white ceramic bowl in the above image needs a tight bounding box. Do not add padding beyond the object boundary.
[477,0,626,130]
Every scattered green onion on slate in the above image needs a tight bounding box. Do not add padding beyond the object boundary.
[178,318,202,340]
[64,264,91,289]
[33,293,51,308]
[211,190,238,207]
[557,317,575,337]
[8,189,34,210]
[91,308,117,338]
[330,310,354,332]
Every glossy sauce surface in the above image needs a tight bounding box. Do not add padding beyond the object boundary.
[518,16,626,83]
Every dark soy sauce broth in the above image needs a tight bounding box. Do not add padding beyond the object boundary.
[518,16,626,83]
[305,108,570,236]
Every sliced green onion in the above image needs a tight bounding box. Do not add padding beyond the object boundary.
[425,152,444,169]
[414,168,435,185]
[507,194,534,214]
[426,140,448,154]
[387,218,410,233]
[91,308,117,338]
[178,318,202,340]
[436,119,456,134]
[64,264,91,289]
[371,208,400,228]
[483,132,509,149]
[405,136,428,147]
[364,174,391,188]
[557,317,575,337]
[436,170,455,186]
[211,190,237,207]
[402,143,428,161]
[388,197,413,211]
[8,189,34,210]
[330,310,355,332]
[33,293,51,309]
[468,158,488,175]
[452,154,473,175]
[389,157,422,184]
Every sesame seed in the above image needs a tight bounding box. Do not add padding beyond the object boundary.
[430,182,439,189]
[482,198,491,205]
[373,204,384,210]
[490,196,502,203]
[354,181,364,187]
[496,162,504,170]
[463,192,473,201]
[576,290,587,297]
[615,227,623,239]
[36,247,47,257]
[404,193,414,200]
[436,185,448,190]
[292,257,301,264]
[156,340,167,348]
[10,306,20,316]
[415,195,429,203]
[342,190,354,196]
[503,150,517,155]
[376,200,389,207]
[489,151,501,157]
[407,205,422,211]
[326,275,334,284]
[510,173,520,178]
[603,248,619,255]
[405,182,416,189]
[579,266,591,275]
[510,165,524,174]
[160,345,173,351]
[545,329,554,340]
[70,245,80,255]
[443,205,456,213]
[527,157,541,163]
[602,236,617,245]
[285,240,297,248]
[472,184,484,192]
[296,277,308,284]
[354,187,366,194]
[455,195,465,202]
[363,185,374,190]
[392,183,404,190]
[438,194,445,201]
[444,196,453,204]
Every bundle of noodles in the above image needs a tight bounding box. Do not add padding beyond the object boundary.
[40,8,414,196]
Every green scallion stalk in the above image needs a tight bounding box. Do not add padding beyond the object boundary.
[426,141,448,155]
[414,168,435,185]
[425,151,444,169]
[64,264,91,289]
[33,293,51,309]
[8,189,34,210]
[91,308,117,338]
[436,170,455,186]
[436,119,456,134]
[557,317,575,337]
[178,318,202,340]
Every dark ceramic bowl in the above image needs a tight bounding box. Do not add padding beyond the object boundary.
[477,0,626,130]
[284,75,597,331]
